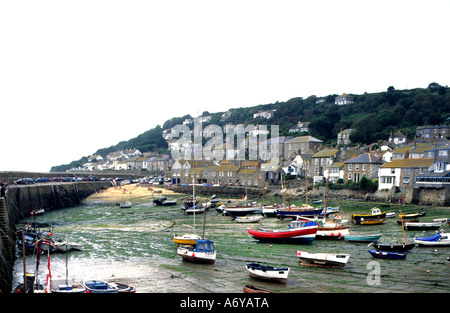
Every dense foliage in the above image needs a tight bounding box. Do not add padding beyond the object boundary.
[51,83,449,172]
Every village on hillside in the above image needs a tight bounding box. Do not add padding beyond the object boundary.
[68,116,450,193]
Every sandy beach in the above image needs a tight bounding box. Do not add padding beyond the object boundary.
[87,183,183,203]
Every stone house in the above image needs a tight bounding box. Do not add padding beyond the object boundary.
[337,129,354,145]
[284,136,323,160]
[343,153,384,183]
[311,149,339,181]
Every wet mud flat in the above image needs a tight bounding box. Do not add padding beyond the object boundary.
[12,186,450,293]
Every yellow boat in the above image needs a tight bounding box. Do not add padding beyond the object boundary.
[352,207,386,225]
[360,218,386,225]
[173,234,202,245]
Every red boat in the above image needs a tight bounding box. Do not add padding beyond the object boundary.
[246,220,318,244]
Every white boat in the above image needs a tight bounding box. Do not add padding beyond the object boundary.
[245,263,290,284]
[386,212,396,218]
[183,205,206,214]
[297,251,351,268]
[119,201,132,208]
[234,215,264,223]
[414,232,450,246]
[222,205,261,216]
[177,239,216,264]
[405,221,442,231]
[316,222,349,239]
[54,241,83,252]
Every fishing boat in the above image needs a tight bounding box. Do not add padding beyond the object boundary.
[297,251,351,268]
[233,215,264,223]
[344,233,382,243]
[351,207,386,225]
[173,233,202,245]
[246,219,318,244]
[119,201,132,208]
[245,263,290,284]
[177,239,216,264]
[368,249,407,259]
[243,284,274,294]
[414,232,450,246]
[405,221,442,231]
[153,197,177,206]
[30,208,45,216]
[83,280,119,293]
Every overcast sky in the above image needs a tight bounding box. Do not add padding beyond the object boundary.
[1,0,449,172]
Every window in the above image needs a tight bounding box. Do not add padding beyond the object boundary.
[439,150,448,156]
[403,177,410,184]
[348,164,352,170]
[355,164,359,171]
[363,164,367,171]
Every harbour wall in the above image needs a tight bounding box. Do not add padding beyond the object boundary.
[0,181,111,293]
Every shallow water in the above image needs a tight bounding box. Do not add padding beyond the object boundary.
[12,196,450,293]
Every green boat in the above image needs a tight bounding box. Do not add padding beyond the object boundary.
[344,234,382,243]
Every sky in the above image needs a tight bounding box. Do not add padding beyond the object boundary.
[0,0,449,172]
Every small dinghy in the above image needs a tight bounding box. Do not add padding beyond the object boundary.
[233,215,264,223]
[243,284,274,293]
[245,263,290,284]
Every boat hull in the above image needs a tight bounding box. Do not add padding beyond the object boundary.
[370,241,415,252]
[297,251,351,269]
[344,234,382,243]
[173,234,202,245]
[234,215,263,223]
[243,284,274,293]
[276,207,323,218]
[405,222,442,231]
[316,226,349,240]
[245,263,290,284]
[177,247,216,264]
[414,233,450,246]
[369,249,407,259]
[247,225,318,244]
[352,211,386,225]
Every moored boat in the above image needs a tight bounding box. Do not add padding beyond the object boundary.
[173,233,202,245]
[399,210,426,219]
[352,207,386,225]
[233,215,264,223]
[153,197,177,206]
[297,251,351,268]
[369,241,415,252]
[222,204,262,216]
[177,239,216,264]
[243,284,274,293]
[83,280,119,293]
[405,221,442,231]
[414,232,450,246]
[276,204,323,219]
[368,249,407,259]
[52,280,86,293]
[245,263,290,284]
[344,233,382,243]
[109,281,136,293]
[246,219,318,244]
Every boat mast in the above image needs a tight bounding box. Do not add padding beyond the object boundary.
[305,160,308,205]
[400,210,406,245]
[192,175,196,235]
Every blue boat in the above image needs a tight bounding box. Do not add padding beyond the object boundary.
[368,249,407,259]
[83,280,119,293]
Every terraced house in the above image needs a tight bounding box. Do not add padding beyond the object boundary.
[378,158,434,190]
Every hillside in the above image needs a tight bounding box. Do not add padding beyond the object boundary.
[50,82,449,172]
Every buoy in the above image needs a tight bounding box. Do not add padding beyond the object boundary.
[426,270,430,273]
